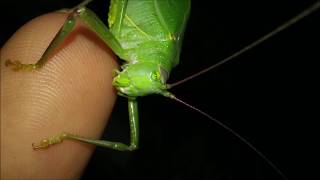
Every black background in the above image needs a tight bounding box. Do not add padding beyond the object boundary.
[1,0,319,179]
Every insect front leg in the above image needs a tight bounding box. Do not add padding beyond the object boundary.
[33,98,139,151]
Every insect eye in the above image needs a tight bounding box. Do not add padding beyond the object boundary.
[151,71,160,80]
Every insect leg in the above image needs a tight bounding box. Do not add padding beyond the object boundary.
[74,7,126,59]
[5,12,77,71]
[32,99,139,151]
[6,6,125,71]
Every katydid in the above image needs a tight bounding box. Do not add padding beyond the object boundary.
[4,0,319,179]
[6,0,192,150]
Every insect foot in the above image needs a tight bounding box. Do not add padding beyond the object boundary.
[5,59,38,71]
[32,132,68,150]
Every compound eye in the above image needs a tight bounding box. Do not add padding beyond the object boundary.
[151,71,160,80]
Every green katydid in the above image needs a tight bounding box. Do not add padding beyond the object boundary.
[6,0,192,151]
[4,0,320,179]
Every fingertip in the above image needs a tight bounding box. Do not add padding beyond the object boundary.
[1,12,118,179]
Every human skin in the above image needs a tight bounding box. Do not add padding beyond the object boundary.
[1,12,118,179]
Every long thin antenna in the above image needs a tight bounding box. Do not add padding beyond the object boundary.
[168,1,320,89]
[161,91,288,180]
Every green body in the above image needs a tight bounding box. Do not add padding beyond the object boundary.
[110,0,190,96]
[109,0,190,72]
[5,0,190,151]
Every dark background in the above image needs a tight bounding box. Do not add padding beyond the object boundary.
[1,0,319,179]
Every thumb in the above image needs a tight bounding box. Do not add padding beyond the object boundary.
[1,12,118,179]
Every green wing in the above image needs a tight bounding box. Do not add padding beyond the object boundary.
[108,0,128,35]
[150,0,191,67]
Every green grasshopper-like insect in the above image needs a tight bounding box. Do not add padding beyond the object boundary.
[5,0,320,179]
[6,0,191,151]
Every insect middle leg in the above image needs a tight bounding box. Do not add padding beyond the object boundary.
[5,2,124,71]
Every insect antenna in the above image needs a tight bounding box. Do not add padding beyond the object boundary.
[161,91,288,180]
[168,1,320,89]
